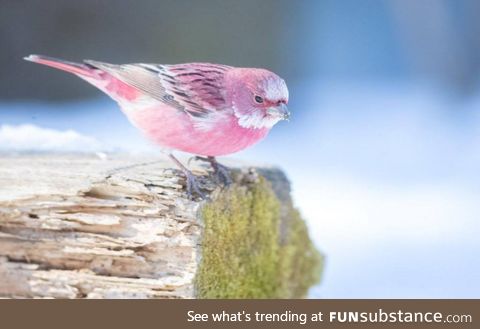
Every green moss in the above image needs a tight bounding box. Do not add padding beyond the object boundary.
[195,177,323,298]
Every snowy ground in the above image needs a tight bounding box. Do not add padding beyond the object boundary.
[1,79,479,298]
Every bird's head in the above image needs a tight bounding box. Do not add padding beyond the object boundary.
[226,68,289,129]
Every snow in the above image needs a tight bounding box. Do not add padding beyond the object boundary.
[0,124,101,152]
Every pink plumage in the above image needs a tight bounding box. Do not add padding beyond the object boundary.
[24,54,290,198]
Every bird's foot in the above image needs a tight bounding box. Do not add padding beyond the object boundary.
[189,156,232,186]
[184,171,207,200]
[169,153,207,200]
[211,161,233,186]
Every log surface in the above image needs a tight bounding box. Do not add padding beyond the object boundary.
[0,154,212,298]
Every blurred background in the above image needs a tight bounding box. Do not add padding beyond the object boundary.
[1,0,480,297]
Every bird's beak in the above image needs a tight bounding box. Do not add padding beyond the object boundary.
[268,103,290,121]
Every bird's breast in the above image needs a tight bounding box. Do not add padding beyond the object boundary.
[121,103,270,156]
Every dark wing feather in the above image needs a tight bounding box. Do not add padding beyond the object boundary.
[84,60,231,118]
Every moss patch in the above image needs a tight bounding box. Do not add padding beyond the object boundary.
[195,176,323,298]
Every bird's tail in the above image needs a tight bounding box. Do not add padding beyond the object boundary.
[24,54,96,78]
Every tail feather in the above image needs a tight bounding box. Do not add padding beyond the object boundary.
[24,54,142,102]
[24,54,96,77]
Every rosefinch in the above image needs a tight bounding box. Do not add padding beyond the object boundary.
[24,55,290,198]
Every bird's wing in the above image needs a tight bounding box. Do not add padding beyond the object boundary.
[84,60,231,118]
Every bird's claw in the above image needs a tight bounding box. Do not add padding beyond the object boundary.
[184,171,207,200]
[189,156,232,186]
[211,161,232,186]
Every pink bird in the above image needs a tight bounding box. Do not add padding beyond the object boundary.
[24,55,290,198]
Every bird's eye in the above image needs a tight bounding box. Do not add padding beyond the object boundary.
[254,95,264,103]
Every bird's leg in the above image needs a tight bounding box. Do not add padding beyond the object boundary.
[169,153,206,200]
[190,156,232,186]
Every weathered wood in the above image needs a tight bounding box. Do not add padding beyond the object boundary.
[0,154,300,298]
[0,154,208,298]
